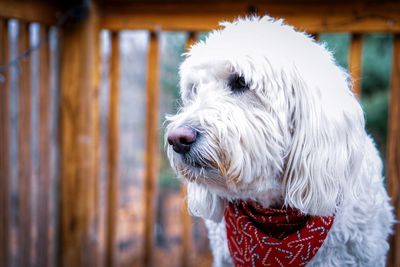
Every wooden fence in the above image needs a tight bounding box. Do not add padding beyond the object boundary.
[0,8,59,267]
[0,1,400,267]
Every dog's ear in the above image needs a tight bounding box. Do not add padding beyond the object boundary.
[186,182,226,222]
[283,66,365,216]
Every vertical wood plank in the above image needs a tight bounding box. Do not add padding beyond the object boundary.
[180,31,198,267]
[105,31,120,267]
[18,21,32,267]
[37,25,50,267]
[387,34,400,267]
[0,18,10,267]
[143,31,159,267]
[349,33,363,97]
[92,17,102,267]
[58,2,101,267]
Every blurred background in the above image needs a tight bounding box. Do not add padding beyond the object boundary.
[0,1,399,267]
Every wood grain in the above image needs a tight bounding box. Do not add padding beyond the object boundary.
[100,2,400,32]
[58,2,101,267]
[143,31,159,267]
[105,31,120,267]
[387,33,400,267]
[349,33,363,97]
[0,18,10,267]
[92,9,102,267]
[0,1,60,25]
[37,25,51,267]
[18,21,32,267]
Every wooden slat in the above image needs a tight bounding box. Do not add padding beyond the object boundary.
[387,33,400,267]
[101,2,248,31]
[37,25,51,267]
[0,1,60,25]
[58,2,101,267]
[100,2,400,32]
[92,15,102,267]
[105,31,120,267]
[349,33,363,97]
[0,18,10,267]
[18,21,32,267]
[180,31,198,267]
[143,31,159,267]
[93,15,103,267]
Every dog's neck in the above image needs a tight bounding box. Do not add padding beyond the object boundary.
[251,163,288,209]
[253,188,285,209]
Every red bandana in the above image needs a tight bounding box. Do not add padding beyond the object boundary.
[224,201,334,267]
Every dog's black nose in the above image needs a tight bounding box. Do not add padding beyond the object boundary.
[167,127,197,154]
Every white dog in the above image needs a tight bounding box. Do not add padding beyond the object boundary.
[166,16,394,266]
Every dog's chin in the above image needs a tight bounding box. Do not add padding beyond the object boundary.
[174,155,227,189]
[181,154,211,169]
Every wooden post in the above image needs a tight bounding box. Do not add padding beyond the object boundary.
[387,34,400,267]
[180,31,198,267]
[105,31,120,267]
[37,25,51,267]
[58,2,101,267]
[349,33,363,97]
[0,18,10,267]
[18,21,32,267]
[143,31,159,267]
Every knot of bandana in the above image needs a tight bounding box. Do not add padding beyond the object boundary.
[224,201,334,267]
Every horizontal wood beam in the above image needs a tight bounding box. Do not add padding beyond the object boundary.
[100,2,400,32]
[0,1,61,25]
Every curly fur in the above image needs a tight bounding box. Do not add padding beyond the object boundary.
[165,16,394,266]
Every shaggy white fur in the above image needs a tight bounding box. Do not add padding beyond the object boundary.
[166,16,394,266]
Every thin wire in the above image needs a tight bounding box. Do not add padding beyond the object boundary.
[0,4,87,83]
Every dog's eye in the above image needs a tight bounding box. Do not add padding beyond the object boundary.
[229,75,249,93]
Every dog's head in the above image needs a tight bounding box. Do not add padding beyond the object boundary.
[166,16,365,221]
